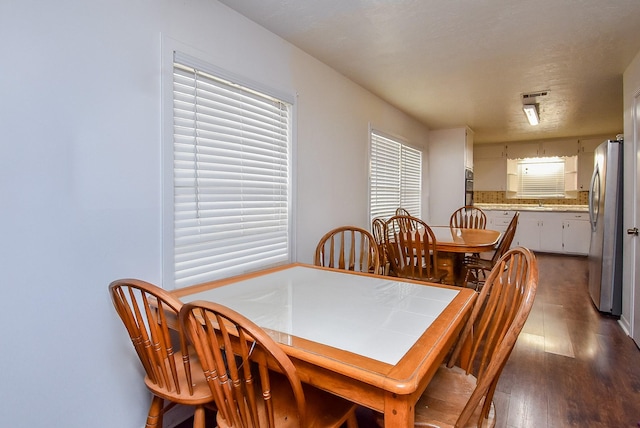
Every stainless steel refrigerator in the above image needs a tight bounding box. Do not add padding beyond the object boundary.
[588,139,623,315]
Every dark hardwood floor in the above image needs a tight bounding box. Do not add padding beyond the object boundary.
[176,253,640,428]
[492,253,640,428]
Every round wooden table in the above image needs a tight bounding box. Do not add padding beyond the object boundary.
[430,226,501,285]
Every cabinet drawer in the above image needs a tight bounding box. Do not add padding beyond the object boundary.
[487,211,516,232]
[565,213,589,221]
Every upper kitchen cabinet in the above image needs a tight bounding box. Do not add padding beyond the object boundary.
[506,141,540,159]
[540,139,579,157]
[506,139,579,159]
[428,127,473,225]
[475,143,506,159]
[474,143,506,191]
[577,138,602,190]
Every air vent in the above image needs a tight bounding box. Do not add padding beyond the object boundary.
[522,91,549,100]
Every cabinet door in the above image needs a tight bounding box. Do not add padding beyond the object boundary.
[474,143,506,159]
[540,139,578,157]
[515,217,540,251]
[563,219,591,255]
[506,142,539,159]
[578,151,595,191]
[577,138,604,190]
[487,211,516,233]
[539,216,564,252]
[474,158,506,191]
[579,138,604,153]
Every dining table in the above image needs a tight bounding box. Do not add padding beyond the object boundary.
[171,263,477,427]
[431,226,501,286]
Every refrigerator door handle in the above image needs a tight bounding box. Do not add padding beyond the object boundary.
[588,166,600,232]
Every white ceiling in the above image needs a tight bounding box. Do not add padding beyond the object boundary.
[218,0,640,143]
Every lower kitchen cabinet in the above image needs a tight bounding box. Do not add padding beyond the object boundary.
[514,211,589,255]
[485,209,590,255]
[562,215,591,254]
[515,214,564,253]
[485,210,517,233]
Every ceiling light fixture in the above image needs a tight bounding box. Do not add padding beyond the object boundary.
[523,104,539,126]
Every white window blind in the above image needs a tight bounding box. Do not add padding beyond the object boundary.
[516,157,565,198]
[171,56,291,288]
[370,131,422,221]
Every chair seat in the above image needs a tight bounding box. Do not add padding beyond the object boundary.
[414,365,496,428]
[216,372,357,428]
[144,351,214,405]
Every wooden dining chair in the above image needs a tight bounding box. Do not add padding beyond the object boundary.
[384,215,445,283]
[314,225,381,274]
[395,207,412,217]
[462,212,519,290]
[401,247,538,428]
[109,279,215,428]
[450,206,487,229]
[414,247,538,427]
[179,300,359,428]
[371,218,390,275]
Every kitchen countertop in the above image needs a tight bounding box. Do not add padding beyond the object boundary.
[476,203,588,213]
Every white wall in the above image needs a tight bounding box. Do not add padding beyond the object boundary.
[622,49,640,336]
[0,1,429,427]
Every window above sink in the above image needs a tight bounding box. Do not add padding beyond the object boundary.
[506,156,578,199]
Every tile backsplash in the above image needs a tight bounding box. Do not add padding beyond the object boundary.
[474,191,588,206]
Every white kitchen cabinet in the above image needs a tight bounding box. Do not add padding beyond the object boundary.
[511,211,589,255]
[474,143,506,191]
[562,213,591,255]
[486,210,517,232]
[579,138,605,152]
[474,143,506,159]
[578,151,595,190]
[576,138,603,191]
[506,139,578,159]
[539,139,579,157]
[506,142,540,159]
[539,214,565,252]
[474,157,506,191]
[428,127,473,225]
[514,215,542,250]
[513,212,564,252]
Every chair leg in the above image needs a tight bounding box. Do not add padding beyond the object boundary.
[345,411,358,428]
[193,405,206,428]
[146,396,164,428]
[463,266,476,289]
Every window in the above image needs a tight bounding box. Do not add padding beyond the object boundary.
[167,53,292,288]
[369,131,422,221]
[506,156,576,199]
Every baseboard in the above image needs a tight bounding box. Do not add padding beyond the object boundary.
[618,314,631,336]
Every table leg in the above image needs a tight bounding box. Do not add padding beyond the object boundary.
[384,392,414,427]
[437,251,464,285]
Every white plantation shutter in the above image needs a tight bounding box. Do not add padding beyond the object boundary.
[171,56,291,288]
[370,131,422,221]
[400,145,422,215]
